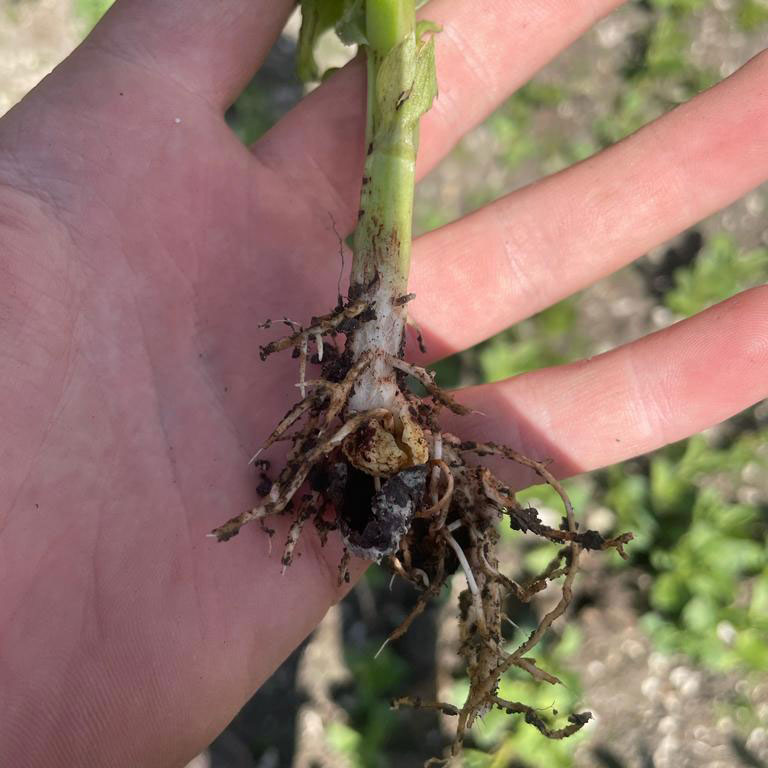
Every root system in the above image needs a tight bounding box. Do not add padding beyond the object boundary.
[211,294,633,763]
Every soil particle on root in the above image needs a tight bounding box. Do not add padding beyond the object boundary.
[341,465,429,559]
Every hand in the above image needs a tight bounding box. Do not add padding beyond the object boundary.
[1,2,766,766]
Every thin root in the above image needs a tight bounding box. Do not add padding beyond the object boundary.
[443,528,487,636]
[419,459,454,521]
[211,408,388,541]
[492,696,592,739]
[386,356,471,415]
[259,299,371,361]
[391,697,459,717]
[298,335,308,399]
[281,495,315,574]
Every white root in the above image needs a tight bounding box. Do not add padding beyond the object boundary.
[388,555,410,589]
[260,300,370,359]
[429,432,441,506]
[258,316,301,332]
[444,529,487,636]
[430,464,440,506]
[298,335,308,399]
[412,568,430,588]
[281,509,311,575]
[388,555,428,588]
[503,615,521,631]
[205,505,271,538]
[443,530,479,596]
[419,459,454,520]
[249,396,316,464]
[374,637,391,660]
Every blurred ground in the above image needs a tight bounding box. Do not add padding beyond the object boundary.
[0,0,79,115]
[3,2,767,767]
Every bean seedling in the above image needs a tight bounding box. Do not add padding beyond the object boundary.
[212,1,633,762]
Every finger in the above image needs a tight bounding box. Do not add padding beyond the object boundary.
[254,0,625,229]
[410,49,768,357]
[80,0,294,109]
[446,287,768,487]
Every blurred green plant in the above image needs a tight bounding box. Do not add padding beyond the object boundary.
[327,721,365,768]
[664,232,768,316]
[227,81,282,145]
[600,427,768,671]
[738,0,768,30]
[597,3,718,146]
[432,295,587,392]
[75,0,114,30]
[339,644,410,768]
[476,299,585,383]
[617,229,768,669]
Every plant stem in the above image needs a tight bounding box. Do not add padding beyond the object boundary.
[366,0,415,55]
[348,0,421,411]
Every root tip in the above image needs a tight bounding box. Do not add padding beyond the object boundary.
[374,638,390,660]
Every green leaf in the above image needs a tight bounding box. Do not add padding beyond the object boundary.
[404,32,438,122]
[336,0,368,45]
[298,0,348,82]
[374,30,437,136]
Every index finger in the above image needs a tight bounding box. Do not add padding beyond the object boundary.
[72,0,295,110]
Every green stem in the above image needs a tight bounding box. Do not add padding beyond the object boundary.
[347,0,437,411]
[366,0,415,55]
[349,1,418,377]
[347,0,421,410]
[352,0,417,297]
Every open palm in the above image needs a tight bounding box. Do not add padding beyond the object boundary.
[1,2,766,766]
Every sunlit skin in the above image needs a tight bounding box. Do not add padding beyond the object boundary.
[1,1,766,766]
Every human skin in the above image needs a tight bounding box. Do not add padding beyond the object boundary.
[0,1,766,766]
